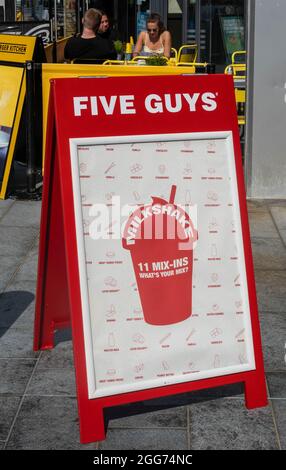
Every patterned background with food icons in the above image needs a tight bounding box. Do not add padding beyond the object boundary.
[74,136,255,398]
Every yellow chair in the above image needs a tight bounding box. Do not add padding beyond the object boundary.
[225,64,246,126]
[44,42,55,63]
[235,88,246,126]
[170,47,178,62]
[102,59,126,65]
[224,63,246,80]
[232,50,246,64]
[235,87,246,155]
[177,44,198,65]
[56,36,73,63]
[176,61,209,74]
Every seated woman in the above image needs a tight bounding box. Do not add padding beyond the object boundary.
[133,13,171,59]
[64,8,116,63]
[97,11,121,42]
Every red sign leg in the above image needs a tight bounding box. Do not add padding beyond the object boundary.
[79,400,106,444]
[34,150,71,351]
[244,371,268,409]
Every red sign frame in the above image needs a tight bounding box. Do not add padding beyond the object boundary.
[34,74,267,444]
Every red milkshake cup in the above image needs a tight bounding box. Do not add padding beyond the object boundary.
[122,186,197,326]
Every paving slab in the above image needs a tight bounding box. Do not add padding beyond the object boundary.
[13,253,39,282]
[0,396,21,441]
[0,226,38,258]
[6,279,37,295]
[188,398,278,450]
[248,211,280,239]
[0,256,21,293]
[99,428,188,450]
[37,339,74,369]
[251,237,286,270]
[0,196,285,450]
[5,396,97,450]
[270,400,286,450]
[0,201,41,228]
[0,199,15,219]
[0,286,35,329]
[270,206,286,231]
[255,270,286,312]
[279,229,286,246]
[0,359,35,395]
[247,200,268,213]
[260,313,286,371]
[26,368,76,397]
[267,372,286,398]
[0,304,35,330]
[0,328,39,359]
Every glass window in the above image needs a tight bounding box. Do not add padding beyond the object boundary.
[15,0,49,21]
[116,0,150,43]
[167,1,197,51]
[136,0,150,38]
[186,0,197,45]
[15,1,77,40]
[200,0,245,69]
[168,0,183,50]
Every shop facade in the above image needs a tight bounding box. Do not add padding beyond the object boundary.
[2,2,286,199]
[135,0,245,68]
[81,0,246,69]
[4,1,245,69]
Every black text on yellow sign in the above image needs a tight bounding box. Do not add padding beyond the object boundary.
[0,34,36,63]
[0,42,28,55]
[0,34,37,198]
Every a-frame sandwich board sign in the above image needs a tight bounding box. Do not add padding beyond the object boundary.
[0,34,45,199]
[34,74,268,444]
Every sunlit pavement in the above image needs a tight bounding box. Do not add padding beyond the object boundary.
[0,198,285,450]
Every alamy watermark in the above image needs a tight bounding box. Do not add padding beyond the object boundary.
[85,195,198,250]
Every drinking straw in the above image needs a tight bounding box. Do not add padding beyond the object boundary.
[169,185,177,204]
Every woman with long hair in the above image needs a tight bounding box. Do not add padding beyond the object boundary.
[133,13,171,59]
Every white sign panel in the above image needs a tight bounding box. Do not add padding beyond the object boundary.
[69,132,256,399]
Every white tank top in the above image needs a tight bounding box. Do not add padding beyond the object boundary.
[143,32,164,55]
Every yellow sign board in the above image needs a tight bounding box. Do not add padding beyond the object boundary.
[0,65,26,199]
[0,35,37,198]
[0,34,36,63]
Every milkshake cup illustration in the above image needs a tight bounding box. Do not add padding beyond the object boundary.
[122,185,198,326]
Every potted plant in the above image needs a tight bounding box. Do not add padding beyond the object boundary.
[145,56,168,66]
[113,40,123,60]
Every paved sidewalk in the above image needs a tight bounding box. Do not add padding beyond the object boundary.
[0,198,285,450]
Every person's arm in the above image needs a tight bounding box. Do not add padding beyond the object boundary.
[162,30,171,59]
[133,31,145,57]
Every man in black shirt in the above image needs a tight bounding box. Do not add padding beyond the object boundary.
[64,8,116,63]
